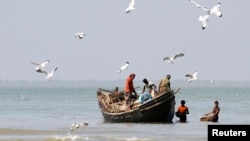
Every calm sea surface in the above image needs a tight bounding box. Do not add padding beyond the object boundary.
[0,80,249,141]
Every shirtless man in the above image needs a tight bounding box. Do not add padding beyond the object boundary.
[205,101,220,122]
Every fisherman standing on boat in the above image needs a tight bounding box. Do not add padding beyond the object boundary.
[158,74,171,93]
[124,73,138,109]
[142,78,158,98]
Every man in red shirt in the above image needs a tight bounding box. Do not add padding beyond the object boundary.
[124,73,138,109]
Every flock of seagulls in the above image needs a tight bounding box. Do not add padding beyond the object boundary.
[117,53,199,82]
[31,60,58,81]
[32,33,86,81]
[189,0,222,29]
[31,0,221,81]
[123,0,223,29]
[116,52,199,82]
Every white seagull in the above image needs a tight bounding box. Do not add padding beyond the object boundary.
[69,122,88,132]
[75,32,86,39]
[31,60,50,73]
[163,53,184,64]
[189,0,222,17]
[125,0,135,13]
[209,3,222,17]
[199,14,210,30]
[118,62,129,73]
[42,67,58,81]
[185,71,198,83]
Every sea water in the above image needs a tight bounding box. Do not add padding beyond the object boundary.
[0,80,249,141]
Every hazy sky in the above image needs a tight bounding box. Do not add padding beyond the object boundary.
[0,0,249,81]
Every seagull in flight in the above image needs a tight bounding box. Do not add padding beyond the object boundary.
[163,53,184,64]
[118,62,129,73]
[209,3,222,17]
[185,71,198,83]
[75,32,86,39]
[189,0,222,29]
[199,14,210,30]
[31,60,50,73]
[69,122,88,133]
[125,0,135,13]
[189,0,222,17]
[42,67,58,81]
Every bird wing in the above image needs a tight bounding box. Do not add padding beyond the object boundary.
[75,33,80,36]
[173,53,184,59]
[69,123,77,131]
[212,10,222,17]
[128,0,135,8]
[51,67,58,74]
[189,0,209,12]
[210,3,221,12]
[79,33,85,37]
[38,69,48,74]
[71,122,77,127]
[79,122,88,127]
[125,0,135,13]
[163,57,170,61]
[31,61,40,66]
[185,74,192,78]
[210,3,222,17]
[42,69,49,75]
[40,60,50,66]
[193,71,198,78]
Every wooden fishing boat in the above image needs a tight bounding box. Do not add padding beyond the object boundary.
[96,87,180,123]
